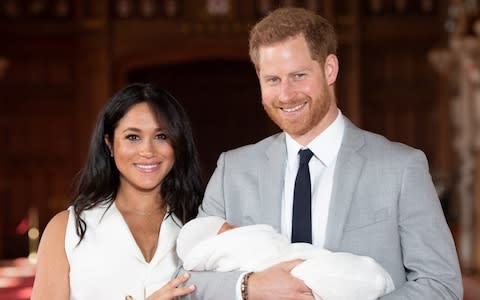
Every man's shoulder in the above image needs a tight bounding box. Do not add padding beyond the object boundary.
[351,125,426,163]
[225,132,284,157]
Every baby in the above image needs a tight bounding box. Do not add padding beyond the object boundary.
[177,216,395,300]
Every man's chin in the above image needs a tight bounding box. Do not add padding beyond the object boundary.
[282,126,309,138]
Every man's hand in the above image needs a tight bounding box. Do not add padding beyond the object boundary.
[248,259,315,300]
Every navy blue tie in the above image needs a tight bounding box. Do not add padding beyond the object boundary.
[292,149,314,243]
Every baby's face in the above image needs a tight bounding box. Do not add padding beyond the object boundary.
[217,222,238,234]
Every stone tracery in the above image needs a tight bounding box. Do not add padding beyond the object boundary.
[429,0,480,271]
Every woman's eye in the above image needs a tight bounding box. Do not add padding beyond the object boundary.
[126,135,140,141]
[156,133,168,140]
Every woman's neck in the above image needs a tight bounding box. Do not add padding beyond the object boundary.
[115,186,164,216]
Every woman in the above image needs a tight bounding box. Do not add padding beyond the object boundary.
[31,83,203,300]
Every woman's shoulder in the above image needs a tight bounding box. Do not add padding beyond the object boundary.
[36,210,70,269]
[32,210,70,299]
[44,210,69,236]
[39,210,70,250]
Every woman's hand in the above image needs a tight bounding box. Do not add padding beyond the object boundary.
[146,273,195,300]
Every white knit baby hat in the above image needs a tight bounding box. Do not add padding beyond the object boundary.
[176,216,227,261]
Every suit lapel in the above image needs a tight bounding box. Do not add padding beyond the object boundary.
[324,118,366,250]
[259,133,286,232]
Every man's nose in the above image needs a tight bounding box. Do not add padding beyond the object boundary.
[279,81,296,102]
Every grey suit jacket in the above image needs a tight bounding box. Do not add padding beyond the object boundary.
[183,117,463,299]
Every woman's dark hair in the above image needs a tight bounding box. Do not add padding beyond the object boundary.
[72,82,203,242]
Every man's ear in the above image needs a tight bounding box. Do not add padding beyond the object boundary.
[324,54,339,85]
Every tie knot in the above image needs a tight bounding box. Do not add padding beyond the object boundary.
[299,149,314,165]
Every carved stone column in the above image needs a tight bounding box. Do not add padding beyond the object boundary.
[429,9,480,271]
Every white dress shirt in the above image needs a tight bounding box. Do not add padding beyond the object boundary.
[281,110,345,247]
[236,111,345,299]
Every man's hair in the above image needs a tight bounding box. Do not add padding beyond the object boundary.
[249,7,338,68]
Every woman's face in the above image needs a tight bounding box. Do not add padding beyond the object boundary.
[106,102,175,193]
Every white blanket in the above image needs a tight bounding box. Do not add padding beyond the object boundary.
[177,217,395,300]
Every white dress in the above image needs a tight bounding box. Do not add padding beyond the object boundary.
[65,203,181,300]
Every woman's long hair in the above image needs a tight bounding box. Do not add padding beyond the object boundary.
[72,82,203,242]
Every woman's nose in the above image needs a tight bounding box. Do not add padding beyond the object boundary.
[139,140,154,157]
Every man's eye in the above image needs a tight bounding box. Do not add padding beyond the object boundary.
[267,77,280,84]
[294,73,305,79]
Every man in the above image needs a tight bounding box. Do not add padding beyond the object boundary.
[183,7,463,300]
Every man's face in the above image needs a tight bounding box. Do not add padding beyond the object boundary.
[257,34,338,145]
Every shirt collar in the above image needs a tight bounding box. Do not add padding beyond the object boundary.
[286,109,345,170]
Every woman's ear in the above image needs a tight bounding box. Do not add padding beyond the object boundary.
[104,135,113,157]
[324,54,339,85]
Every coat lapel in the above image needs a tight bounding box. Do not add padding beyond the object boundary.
[324,118,366,250]
[259,133,287,232]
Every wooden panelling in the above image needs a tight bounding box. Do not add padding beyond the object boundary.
[360,6,447,174]
[0,1,109,256]
[0,0,459,260]
[128,60,269,181]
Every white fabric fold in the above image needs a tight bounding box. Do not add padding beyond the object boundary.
[178,217,395,300]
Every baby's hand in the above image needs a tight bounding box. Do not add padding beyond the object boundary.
[217,222,238,234]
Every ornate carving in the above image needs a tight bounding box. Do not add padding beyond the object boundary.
[3,0,21,18]
[115,0,133,18]
[139,0,156,18]
[53,0,70,18]
[206,0,231,16]
[164,0,180,18]
[0,57,8,80]
[429,0,480,271]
